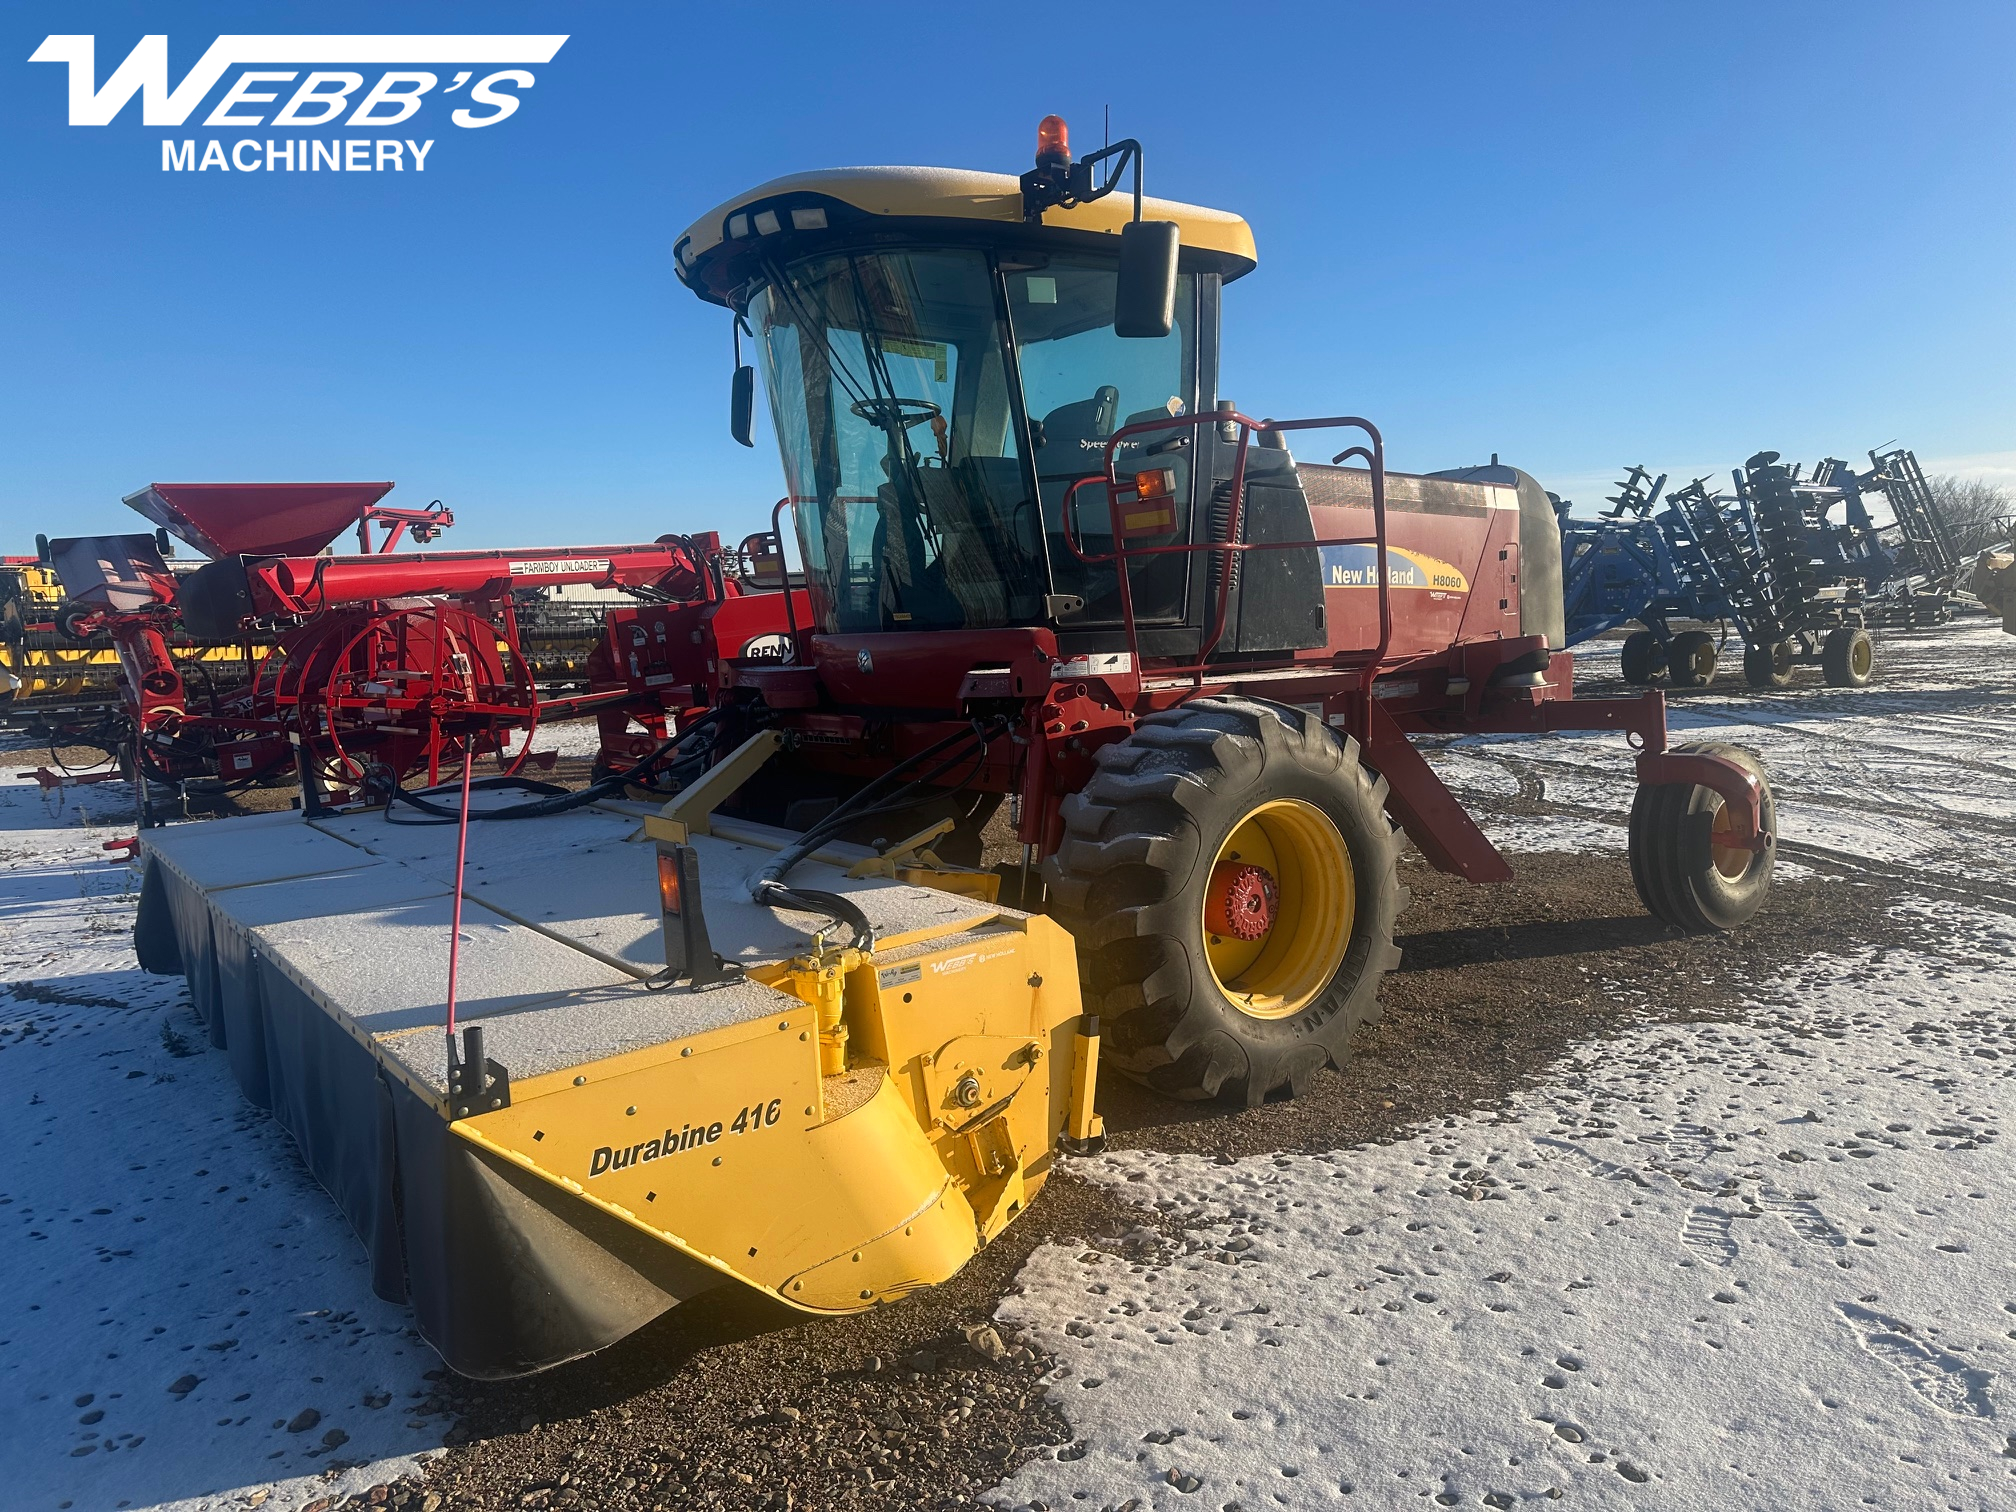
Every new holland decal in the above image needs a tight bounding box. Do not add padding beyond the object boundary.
[1320,545,1469,593]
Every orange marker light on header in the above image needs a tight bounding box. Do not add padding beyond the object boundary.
[1036,114,1071,166]
[657,845,682,916]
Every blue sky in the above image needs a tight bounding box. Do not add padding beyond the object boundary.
[3,1,2012,549]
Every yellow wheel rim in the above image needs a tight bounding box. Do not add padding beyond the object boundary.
[1201,798,1354,1019]
[1709,801,1750,879]
[1851,636,1873,679]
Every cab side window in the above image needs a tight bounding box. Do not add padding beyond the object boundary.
[1008,261,1196,623]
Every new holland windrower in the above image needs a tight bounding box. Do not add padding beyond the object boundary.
[131,118,1780,1380]
[669,116,1778,1106]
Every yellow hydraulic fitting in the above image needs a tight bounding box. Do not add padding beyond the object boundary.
[777,935,863,1077]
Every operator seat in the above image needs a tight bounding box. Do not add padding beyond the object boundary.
[908,464,1010,626]
[870,454,1044,629]
[1035,386,1120,470]
[869,461,965,629]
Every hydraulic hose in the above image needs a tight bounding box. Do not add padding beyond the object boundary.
[380,708,726,825]
[746,882,879,953]
[748,717,1006,949]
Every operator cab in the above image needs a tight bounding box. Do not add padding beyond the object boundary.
[675,123,1318,658]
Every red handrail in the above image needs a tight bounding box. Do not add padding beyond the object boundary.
[1059,411,1391,680]
[770,496,801,661]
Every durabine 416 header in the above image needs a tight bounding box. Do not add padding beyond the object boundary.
[28,33,569,173]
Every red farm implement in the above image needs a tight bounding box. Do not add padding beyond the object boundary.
[35,483,802,817]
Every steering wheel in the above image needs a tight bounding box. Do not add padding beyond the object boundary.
[850,396,942,431]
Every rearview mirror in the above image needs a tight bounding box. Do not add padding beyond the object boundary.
[730,365,756,448]
[1114,220,1179,338]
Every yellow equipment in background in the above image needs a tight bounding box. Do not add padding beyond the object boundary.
[0,561,118,704]
[1973,549,2015,635]
[0,556,248,713]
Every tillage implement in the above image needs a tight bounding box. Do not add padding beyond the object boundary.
[1559,447,1957,691]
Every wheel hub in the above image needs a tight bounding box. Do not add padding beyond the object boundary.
[1205,861,1278,941]
[1200,798,1355,1020]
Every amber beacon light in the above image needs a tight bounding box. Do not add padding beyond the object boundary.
[1035,113,1071,166]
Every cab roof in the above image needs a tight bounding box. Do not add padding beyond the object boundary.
[675,165,1257,307]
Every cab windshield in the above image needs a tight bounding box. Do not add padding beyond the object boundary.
[749,248,1044,633]
[747,246,1196,634]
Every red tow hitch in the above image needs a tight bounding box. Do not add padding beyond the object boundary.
[14,766,125,790]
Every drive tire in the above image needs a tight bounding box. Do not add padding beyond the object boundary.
[1619,631,1660,686]
[1743,641,1794,688]
[1666,629,1718,689]
[1628,741,1775,934]
[1043,695,1403,1106]
[1821,626,1873,688]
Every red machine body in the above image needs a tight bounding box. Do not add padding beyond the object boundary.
[722,413,1764,881]
[172,529,797,791]
[587,589,807,768]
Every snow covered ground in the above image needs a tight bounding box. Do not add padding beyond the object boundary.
[995,912,2016,1511]
[1435,622,2016,895]
[2,618,2009,1511]
[992,621,2016,1512]
[0,771,441,1512]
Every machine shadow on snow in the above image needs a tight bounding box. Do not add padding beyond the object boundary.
[1,968,160,1010]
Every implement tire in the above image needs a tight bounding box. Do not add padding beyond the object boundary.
[1629,741,1775,933]
[1043,696,1403,1106]
[1821,626,1874,688]
[1620,631,1660,686]
[1666,629,1718,689]
[1743,641,1794,689]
